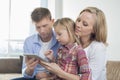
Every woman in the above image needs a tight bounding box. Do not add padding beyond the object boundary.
[75,7,107,80]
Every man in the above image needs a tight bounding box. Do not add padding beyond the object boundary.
[12,7,60,80]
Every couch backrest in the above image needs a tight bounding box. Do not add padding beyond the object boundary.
[107,61,120,80]
[0,57,22,73]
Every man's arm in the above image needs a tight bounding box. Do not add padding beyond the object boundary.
[25,57,38,76]
[22,39,37,78]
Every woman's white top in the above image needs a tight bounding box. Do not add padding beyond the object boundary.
[84,41,107,80]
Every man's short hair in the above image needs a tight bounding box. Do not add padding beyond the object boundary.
[31,7,51,22]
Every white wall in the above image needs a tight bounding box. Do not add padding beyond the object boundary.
[62,0,120,61]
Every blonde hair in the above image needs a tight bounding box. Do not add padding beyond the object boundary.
[53,18,80,45]
[80,7,107,44]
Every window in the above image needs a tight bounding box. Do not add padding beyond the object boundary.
[0,0,43,57]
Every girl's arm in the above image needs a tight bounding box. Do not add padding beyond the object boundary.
[39,61,80,80]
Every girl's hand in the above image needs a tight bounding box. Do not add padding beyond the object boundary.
[39,61,80,80]
[36,72,50,79]
[44,50,54,61]
[39,61,63,77]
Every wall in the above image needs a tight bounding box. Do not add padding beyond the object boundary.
[62,0,120,60]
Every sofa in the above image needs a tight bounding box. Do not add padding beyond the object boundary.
[0,56,120,80]
[107,61,120,80]
[0,56,22,80]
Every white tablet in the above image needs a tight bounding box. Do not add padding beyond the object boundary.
[24,54,48,62]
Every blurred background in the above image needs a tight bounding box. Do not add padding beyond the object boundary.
[0,0,120,61]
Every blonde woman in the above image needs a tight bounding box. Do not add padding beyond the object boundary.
[75,7,107,80]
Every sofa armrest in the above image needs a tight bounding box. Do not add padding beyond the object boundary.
[0,57,22,73]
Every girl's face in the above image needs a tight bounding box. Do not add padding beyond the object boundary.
[54,25,70,45]
[75,11,95,39]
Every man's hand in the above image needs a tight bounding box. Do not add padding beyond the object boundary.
[25,56,39,76]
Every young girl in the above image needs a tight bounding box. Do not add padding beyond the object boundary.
[75,7,107,80]
[42,18,91,80]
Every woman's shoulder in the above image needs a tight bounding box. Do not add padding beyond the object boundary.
[88,41,107,55]
[86,41,107,59]
[90,41,106,49]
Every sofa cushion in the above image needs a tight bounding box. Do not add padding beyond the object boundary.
[107,61,120,80]
[0,58,22,73]
[0,73,22,80]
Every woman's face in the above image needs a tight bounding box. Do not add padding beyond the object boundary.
[75,11,95,39]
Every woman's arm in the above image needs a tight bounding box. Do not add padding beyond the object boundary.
[89,43,107,80]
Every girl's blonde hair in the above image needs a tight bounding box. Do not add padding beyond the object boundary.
[53,18,80,45]
[80,7,107,44]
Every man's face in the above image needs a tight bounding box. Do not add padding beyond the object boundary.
[35,18,54,41]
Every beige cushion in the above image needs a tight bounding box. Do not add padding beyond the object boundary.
[0,73,22,80]
[107,61,120,80]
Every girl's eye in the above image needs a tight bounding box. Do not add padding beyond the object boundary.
[58,33,61,36]
[57,33,61,36]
